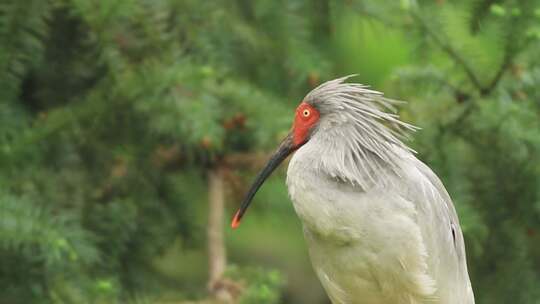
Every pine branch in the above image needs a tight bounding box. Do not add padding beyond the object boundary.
[0,194,100,266]
[0,95,114,163]
[470,0,500,34]
[351,2,402,28]
[0,0,50,101]
[411,8,526,99]
[411,11,485,94]
[480,12,533,96]
[480,44,512,95]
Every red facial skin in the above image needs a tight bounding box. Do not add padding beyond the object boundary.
[293,102,320,147]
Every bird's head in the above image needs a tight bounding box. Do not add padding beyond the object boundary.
[231,75,417,228]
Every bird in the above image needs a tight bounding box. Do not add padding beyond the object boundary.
[231,75,475,304]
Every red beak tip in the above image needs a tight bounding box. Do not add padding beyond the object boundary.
[231,212,241,229]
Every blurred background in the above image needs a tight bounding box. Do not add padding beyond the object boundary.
[1,0,540,303]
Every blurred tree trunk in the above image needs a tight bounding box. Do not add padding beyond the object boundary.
[207,166,232,302]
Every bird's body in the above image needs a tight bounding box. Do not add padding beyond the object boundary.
[232,76,474,304]
[288,143,474,304]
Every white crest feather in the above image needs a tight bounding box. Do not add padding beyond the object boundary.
[303,75,419,189]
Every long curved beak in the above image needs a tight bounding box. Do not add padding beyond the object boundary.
[231,132,296,229]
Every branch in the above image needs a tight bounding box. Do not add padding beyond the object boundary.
[352,6,401,28]
[480,47,512,96]
[470,0,499,34]
[352,4,527,100]
[411,10,524,99]
[411,11,486,93]
[479,13,532,96]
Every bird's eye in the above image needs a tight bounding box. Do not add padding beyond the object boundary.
[303,109,310,117]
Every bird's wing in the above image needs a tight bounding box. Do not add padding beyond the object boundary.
[403,155,475,303]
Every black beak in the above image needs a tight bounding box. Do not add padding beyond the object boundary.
[232,132,296,228]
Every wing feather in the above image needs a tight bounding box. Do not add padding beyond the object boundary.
[403,155,475,303]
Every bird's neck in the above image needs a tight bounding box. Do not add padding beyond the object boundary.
[307,123,411,190]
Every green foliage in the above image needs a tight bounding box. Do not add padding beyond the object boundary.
[0,193,100,303]
[0,0,299,302]
[226,266,285,304]
[1,0,540,303]
[0,0,51,103]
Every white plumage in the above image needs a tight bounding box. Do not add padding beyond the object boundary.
[286,77,474,303]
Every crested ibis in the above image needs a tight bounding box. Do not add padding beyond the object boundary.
[232,76,475,304]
